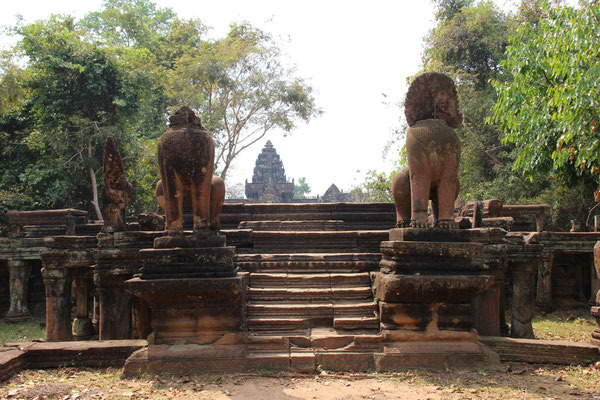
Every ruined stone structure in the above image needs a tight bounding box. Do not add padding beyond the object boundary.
[321,184,356,202]
[1,201,600,376]
[245,141,294,202]
[3,94,600,377]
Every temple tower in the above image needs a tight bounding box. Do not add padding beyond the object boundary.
[245,141,294,202]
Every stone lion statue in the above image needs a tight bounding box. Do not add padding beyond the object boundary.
[392,72,463,229]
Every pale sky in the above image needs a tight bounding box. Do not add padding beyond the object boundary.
[0,0,516,197]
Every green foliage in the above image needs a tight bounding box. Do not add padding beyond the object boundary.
[414,1,534,204]
[0,0,317,220]
[6,14,162,219]
[351,169,399,203]
[491,1,600,193]
[424,1,509,88]
[433,0,475,23]
[166,22,321,179]
[294,177,311,199]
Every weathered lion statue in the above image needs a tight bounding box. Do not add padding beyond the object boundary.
[157,106,222,234]
[392,72,462,229]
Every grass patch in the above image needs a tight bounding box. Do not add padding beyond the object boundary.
[531,308,596,342]
[0,310,45,345]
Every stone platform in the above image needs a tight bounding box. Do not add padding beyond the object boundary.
[121,330,499,376]
[1,335,598,381]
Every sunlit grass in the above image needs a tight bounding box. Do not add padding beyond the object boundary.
[531,308,596,342]
[0,310,45,345]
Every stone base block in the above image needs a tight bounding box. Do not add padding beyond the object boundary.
[379,240,485,273]
[123,344,294,377]
[374,341,499,370]
[153,230,225,249]
[379,302,472,331]
[139,246,236,279]
[72,317,95,340]
[315,351,375,371]
[374,273,493,303]
[4,312,30,323]
[481,336,600,364]
[4,340,146,369]
[389,227,488,243]
[126,275,245,345]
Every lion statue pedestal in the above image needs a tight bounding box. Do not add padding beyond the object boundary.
[126,107,244,347]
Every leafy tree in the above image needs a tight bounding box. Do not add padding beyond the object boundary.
[294,177,311,199]
[0,0,320,224]
[491,1,600,197]
[6,15,157,219]
[166,22,321,180]
[433,0,475,22]
[82,0,176,53]
[419,0,556,204]
[357,0,551,206]
[351,169,400,203]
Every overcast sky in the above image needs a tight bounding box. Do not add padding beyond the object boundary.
[0,0,517,197]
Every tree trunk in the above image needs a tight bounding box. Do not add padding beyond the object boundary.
[88,141,103,221]
[220,164,229,181]
[89,166,103,221]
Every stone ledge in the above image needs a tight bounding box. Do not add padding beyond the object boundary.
[0,349,26,382]
[480,336,600,364]
[4,340,146,369]
[0,340,146,381]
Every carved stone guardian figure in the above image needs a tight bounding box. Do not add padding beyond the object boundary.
[101,137,133,233]
[392,72,462,229]
[157,107,219,239]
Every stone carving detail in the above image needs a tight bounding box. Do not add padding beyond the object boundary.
[102,137,133,233]
[157,107,219,233]
[392,72,462,229]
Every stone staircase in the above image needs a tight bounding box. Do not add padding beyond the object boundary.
[230,207,391,337]
[237,224,384,335]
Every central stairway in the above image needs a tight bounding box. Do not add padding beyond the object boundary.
[234,218,387,336]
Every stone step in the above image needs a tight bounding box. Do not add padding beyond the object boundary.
[247,301,378,318]
[249,272,371,288]
[250,231,388,253]
[247,317,310,332]
[333,316,381,331]
[236,253,381,273]
[248,287,373,302]
[238,220,345,231]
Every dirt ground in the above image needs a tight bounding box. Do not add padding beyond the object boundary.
[2,362,600,400]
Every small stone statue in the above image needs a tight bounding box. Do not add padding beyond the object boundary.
[157,107,221,235]
[101,137,133,233]
[392,72,463,229]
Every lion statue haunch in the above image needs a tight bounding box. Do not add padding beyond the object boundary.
[392,72,462,229]
[101,136,133,233]
[155,176,225,230]
[158,106,218,233]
